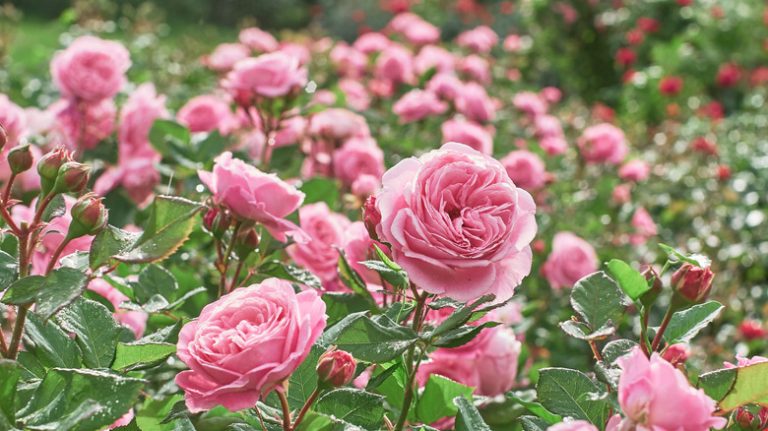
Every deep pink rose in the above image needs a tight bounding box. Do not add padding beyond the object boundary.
[578,123,629,165]
[332,137,385,189]
[513,92,547,117]
[238,27,278,53]
[393,90,448,123]
[309,108,370,141]
[415,45,456,75]
[458,54,491,84]
[274,115,307,147]
[456,26,499,53]
[547,420,598,431]
[374,45,415,85]
[613,347,726,431]
[223,52,308,100]
[177,95,235,134]
[88,278,147,338]
[353,32,391,54]
[204,43,250,72]
[541,87,562,104]
[618,159,650,182]
[175,278,326,412]
[501,150,548,190]
[51,36,131,102]
[198,152,305,242]
[376,142,536,302]
[426,73,464,101]
[54,98,116,151]
[441,118,493,154]
[287,202,350,288]
[541,232,598,290]
[455,82,496,123]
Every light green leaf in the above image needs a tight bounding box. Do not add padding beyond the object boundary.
[699,361,768,411]
[570,272,628,331]
[606,259,650,301]
[314,388,385,429]
[112,342,176,372]
[89,225,141,270]
[662,300,724,344]
[416,374,473,424]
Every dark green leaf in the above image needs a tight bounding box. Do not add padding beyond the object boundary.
[433,321,500,348]
[259,260,322,290]
[606,259,650,301]
[286,345,323,409]
[416,374,473,424]
[506,391,561,424]
[322,293,373,326]
[112,342,176,372]
[2,268,88,320]
[359,260,409,289]
[300,177,339,207]
[519,416,549,431]
[570,272,628,331]
[21,312,82,369]
[536,368,609,425]
[40,194,66,222]
[559,320,615,341]
[314,388,385,429]
[0,360,21,426]
[699,361,768,411]
[149,119,191,159]
[0,250,17,290]
[454,396,491,431]
[89,225,141,270]
[662,301,724,344]
[56,298,122,368]
[134,264,178,303]
[321,313,418,362]
[430,294,495,338]
[601,339,637,365]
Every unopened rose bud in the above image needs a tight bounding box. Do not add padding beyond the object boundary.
[639,265,662,307]
[672,263,714,304]
[37,147,72,194]
[53,161,90,194]
[736,407,758,430]
[8,144,33,174]
[362,195,380,241]
[316,347,356,388]
[739,319,767,341]
[661,343,689,367]
[68,193,107,238]
[203,208,231,239]
[0,123,7,152]
[234,227,260,259]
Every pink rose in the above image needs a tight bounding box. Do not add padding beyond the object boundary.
[501,150,548,191]
[458,55,491,84]
[353,32,391,54]
[541,232,598,290]
[534,115,567,155]
[238,27,278,53]
[118,83,168,151]
[279,42,311,65]
[332,137,385,189]
[223,52,308,100]
[375,142,536,302]
[618,159,650,182]
[541,87,562,104]
[0,94,26,146]
[456,26,499,53]
[309,108,370,141]
[513,92,547,117]
[612,183,632,204]
[374,45,415,85]
[455,82,496,123]
[339,79,371,111]
[426,73,464,101]
[613,347,726,431]
[441,118,493,154]
[548,420,598,431]
[54,98,116,151]
[330,43,367,78]
[503,34,523,52]
[175,278,326,412]
[389,13,440,45]
[578,123,629,165]
[51,35,131,102]
[630,207,657,245]
[95,151,160,208]
[204,43,250,72]
[88,278,147,338]
[177,95,235,134]
[393,90,448,123]
[724,356,768,368]
[274,115,307,147]
[198,152,305,242]
[415,45,455,75]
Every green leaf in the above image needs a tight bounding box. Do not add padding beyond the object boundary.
[337,251,377,309]
[559,320,615,341]
[454,396,491,431]
[300,177,339,207]
[321,313,418,362]
[20,312,82,370]
[416,374,474,424]
[134,264,178,303]
[570,272,628,331]
[56,298,122,368]
[259,260,322,290]
[430,294,495,338]
[18,368,144,431]
[359,260,409,290]
[314,388,385,429]
[322,293,373,326]
[433,321,500,348]
[41,194,66,222]
[658,243,709,267]
[89,225,142,270]
[0,250,17,290]
[519,416,549,431]
[286,345,323,409]
[112,342,176,372]
[149,119,191,159]
[116,196,202,264]
[536,368,609,425]
[699,361,768,411]
[662,300,724,344]
[606,259,650,301]
[506,391,561,424]
[2,268,88,320]
[601,339,637,365]
[0,360,21,427]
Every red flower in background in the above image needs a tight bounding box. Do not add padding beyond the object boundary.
[616,48,636,67]
[717,63,742,87]
[659,76,683,96]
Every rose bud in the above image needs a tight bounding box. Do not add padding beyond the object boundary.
[362,195,381,241]
[68,193,108,238]
[736,408,758,430]
[234,227,260,259]
[316,347,356,388]
[8,144,34,174]
[53,161,91,194]
[0,123,7,152]
[202,207,231,239]
[639,265,662,307]
[739,319,768,341]
[671,263,715,304]
[37,147,72,194]
[661,343,690,367]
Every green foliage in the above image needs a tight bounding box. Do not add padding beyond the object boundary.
[536,368,610,425]
[699,361,768,411]
[662,300,725,344]
[2,268,88,320]
[321,313,418,363]
[415,375,473,424]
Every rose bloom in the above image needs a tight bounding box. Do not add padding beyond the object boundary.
[616,48,636,67]
[330,43,367,78]
[414,45,456,75]
[238,27,278,53]
[541,232,598,290]
[273,115,307,148]
[279,42,311,66]
[375,142,536,302]
[612,183,632,204]
[513,92,547,118]
[618,159,650,182]
[630,207,657,245]
[118,83,168,150]
[577,123,629,165]
[393,90,448,123]
[455,82,496,123]
[503,34,522,52]
[548,421,598,431]
[426,73,464,101]
[309,108,370,141]
[88,278,147,338]
[659,76,684,96]
[441,118,493,155]
[353,32,390,54]
[223,52,308,100]
[95,150,160,208]
[541,87,562,104]
[389,13,440,45]
[458,55,491,84]
[739,319,768,340]
[198,152,305,242]
[338,79,371,111]
[374,44,416,85]
[0,94,26,146]
[534,115,567,155]
[51,35,131,102]
[204,43,250,72]
[609,347,726,431]
[175,278,326,412]
[53,98,116,151]
[716,63,742,87]
[501,150,548,191]
[332,137,385,190]
[177,95,235,134]
[456,25,499,53]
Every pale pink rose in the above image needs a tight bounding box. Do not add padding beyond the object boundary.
[177,95,234,134]
[330,43,367,78]
[374,44,415,85]
[54,98,116,150]
[50,35,131,102]
[426,73,464,101]
[503,34,522,52]
[309,108,370,141]
[287,203,350,288]
[414,45,455,75]
[540,136,567,155]
[118,83,168,150]
[238,27,278,53]
[369,78,395,98]
[311,90,336,106]
[12,196,94,275]
[441,118,493,154]
[389,13,440,45]
[501,150,548,191]
[393,90,448,123]
[223,52,308,100]
[332,137,385,189]
[339,78,371,111]
[175,278,326,412]
[375,143,536,302]
[612,183,632,204]
[547,420,598,431]
[723,356,768,368]
[279,42,311,65]
[351,174,380,197]
[198,152,305,242]
[204,43,250,72]
[578,123,629,165]
[618,159,650,182]
[0,94,26,146]
[513,92,547,117]
[458,55,491,84]
[541,86,562,104]
[541,232,598,290]
[455,82,496,123]
[353,32,391,54]
[88,278,147,338]
[614,347,726,431]
[274,115,307,147]
[630,207,657,245]
[456,26,499,53]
